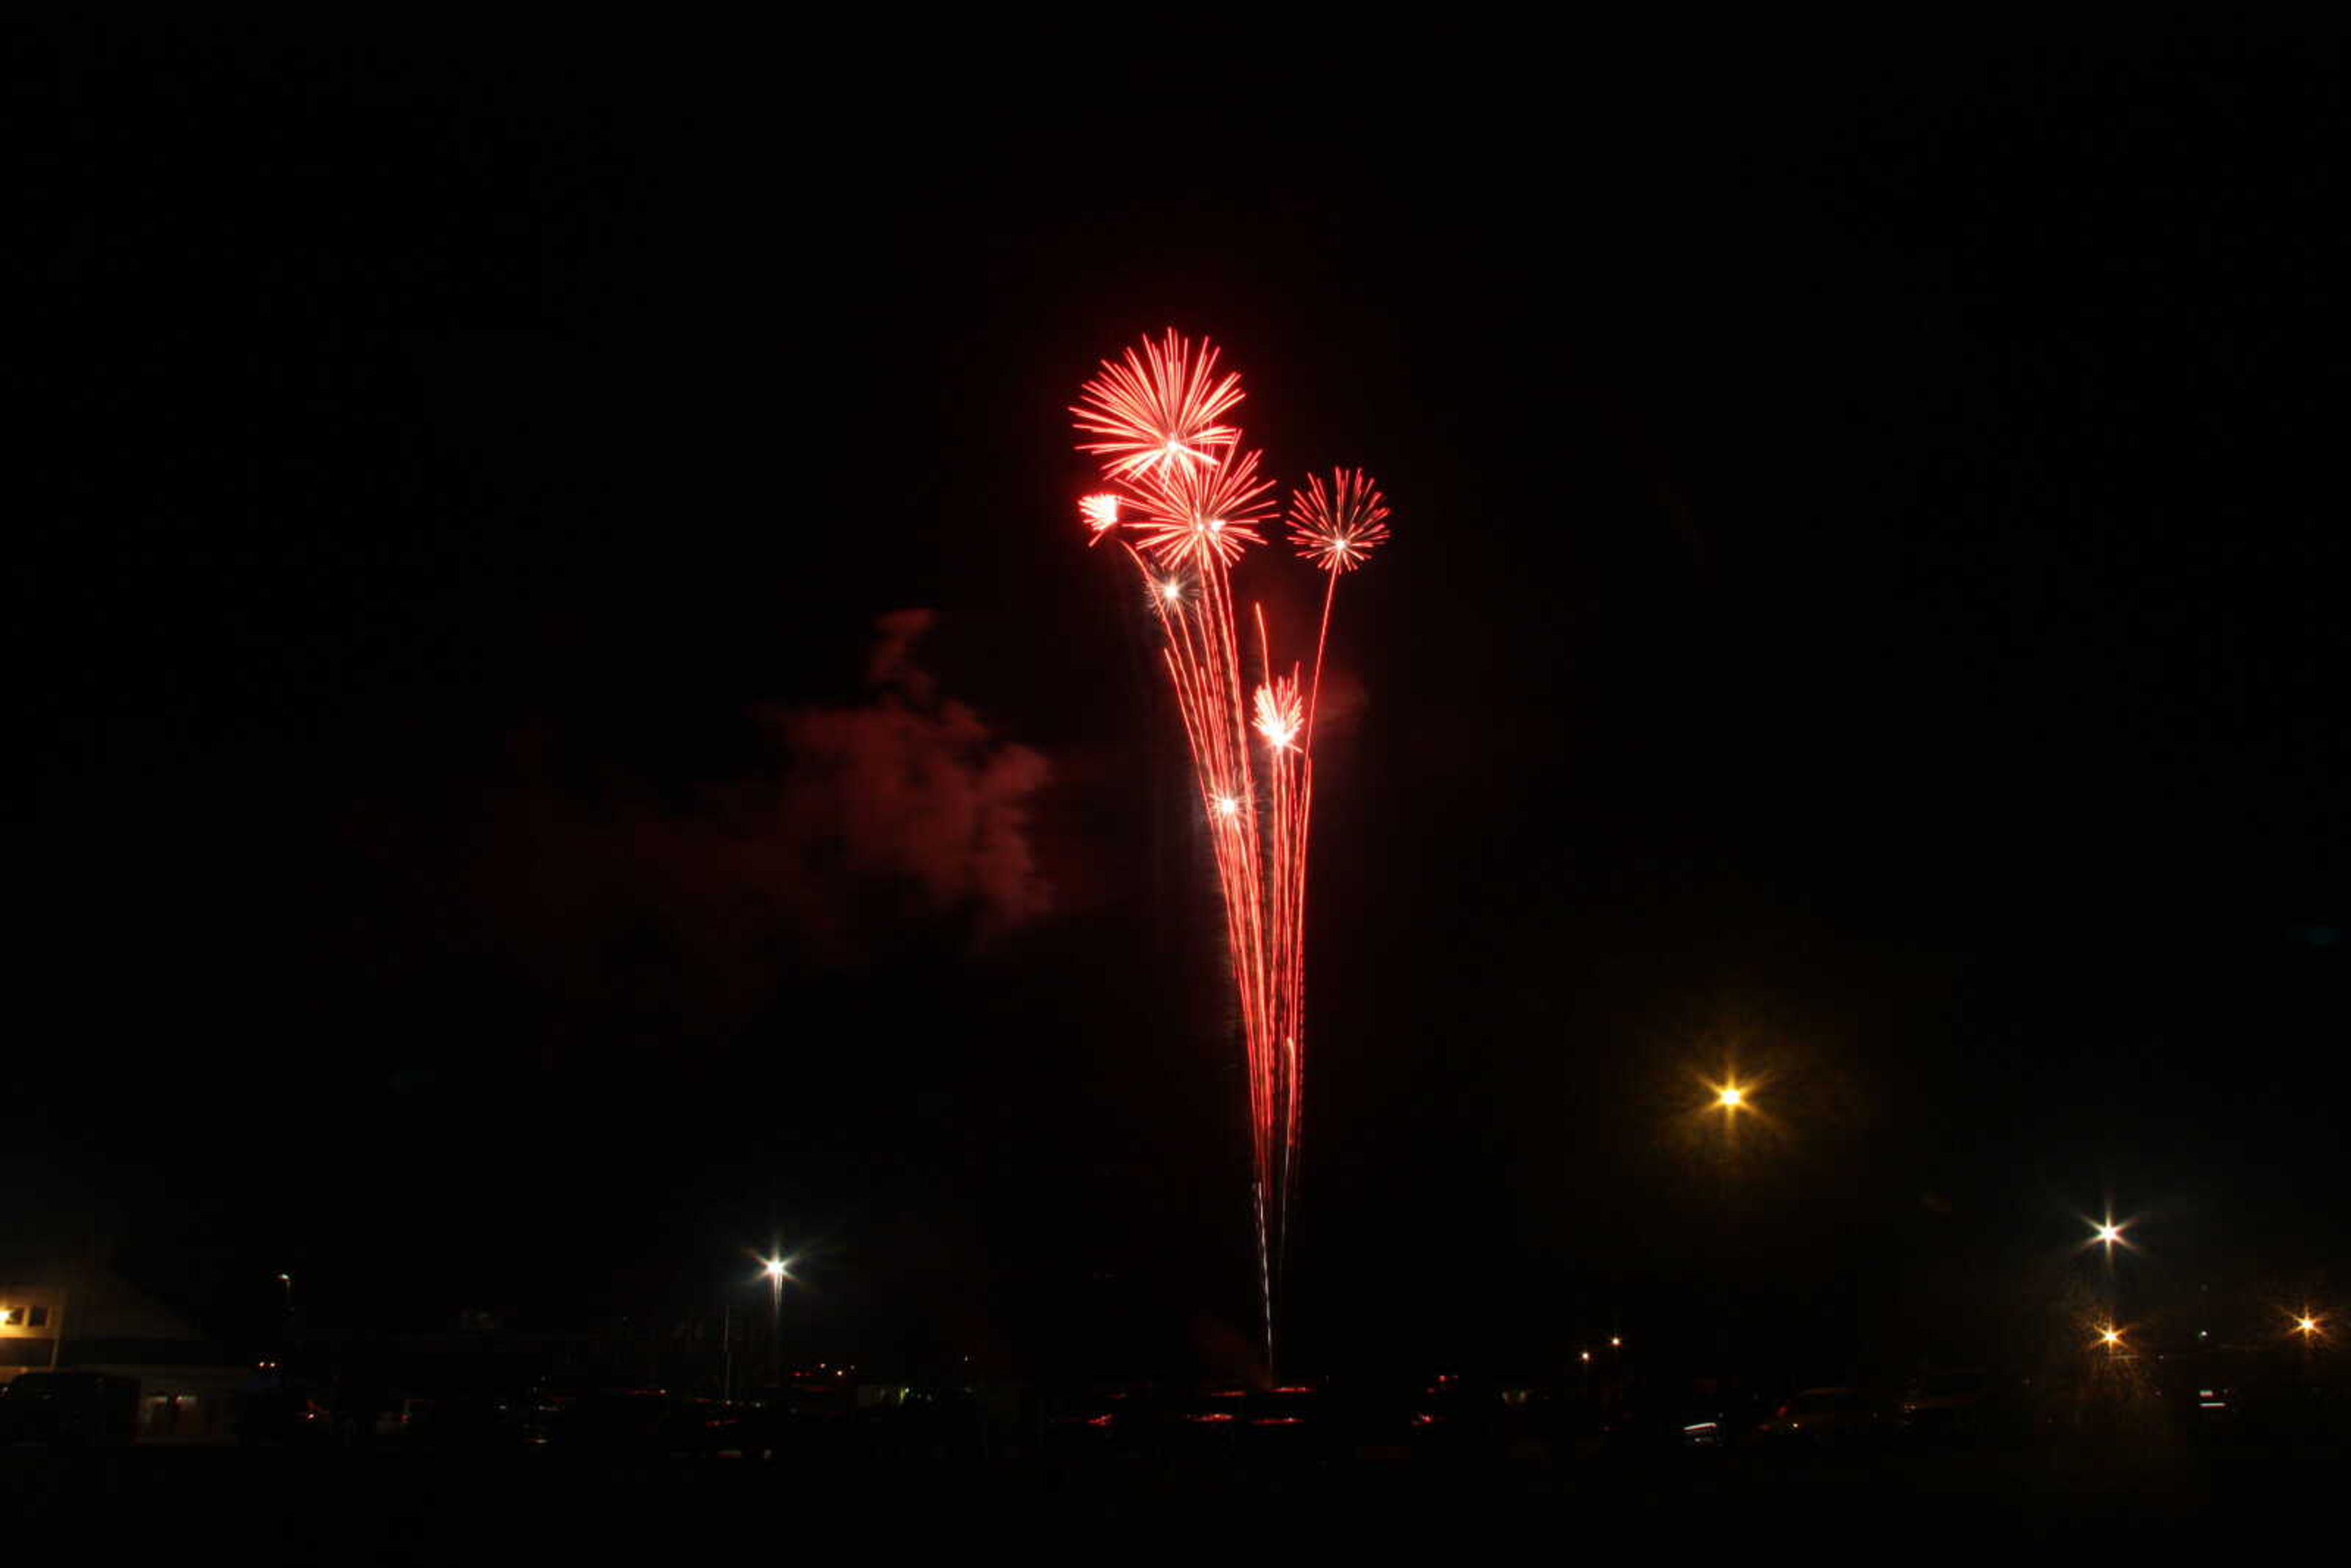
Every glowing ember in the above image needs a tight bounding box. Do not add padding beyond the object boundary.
[1068,329,1391,1371]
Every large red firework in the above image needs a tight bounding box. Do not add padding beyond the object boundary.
[1071,329,1246,481]
[1070,331,1390,1371]
[1120,444,1277,569]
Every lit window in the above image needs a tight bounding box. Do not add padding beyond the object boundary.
[0,1309,19,1327]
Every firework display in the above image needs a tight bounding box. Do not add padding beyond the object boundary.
[1070,331,1389,1366]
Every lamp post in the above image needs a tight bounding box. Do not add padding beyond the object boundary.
[1709,1078,1749,1379]
[762,1257,789,1388]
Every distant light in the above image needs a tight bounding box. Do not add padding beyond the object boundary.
[2099,1327,2123,1348]
[2297,1315,2320,1336]
[1579,1351,1591,1364]
[763,1258,789,1280]
[1610,1336,1622,1349]
[1716,1085,1745,1110]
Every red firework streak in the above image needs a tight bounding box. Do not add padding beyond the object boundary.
[1070,332,1390,1367]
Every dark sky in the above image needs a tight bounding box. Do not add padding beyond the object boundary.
[13,26,2345,1377]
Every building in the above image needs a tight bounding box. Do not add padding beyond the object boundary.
[0,1283,63,1377]
[0,1269,245,1442]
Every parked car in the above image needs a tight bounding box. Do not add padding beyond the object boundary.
[1755,1386,1879,1446]
[0,1372,139,1447]
[1898,1368,1992,1443]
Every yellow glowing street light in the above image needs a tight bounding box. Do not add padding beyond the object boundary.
[1715,1084,1745,1111]
[2098,1326,2124,1354]
[2295,1314,2321,1339]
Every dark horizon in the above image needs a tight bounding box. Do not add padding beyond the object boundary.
[13,26,2345,1382]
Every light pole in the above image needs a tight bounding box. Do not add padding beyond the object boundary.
[762,1257,789,1389]
[1709,1078,1749,1378]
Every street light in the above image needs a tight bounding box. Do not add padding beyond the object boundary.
[2098,1326,2124,1355]
[1715,1084,1745,1111]
[761,1256,790,1385]
[2295,1313,2321,1339]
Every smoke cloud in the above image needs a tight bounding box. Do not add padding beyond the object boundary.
[755,608,1051,947]
[342,610,1052,1056]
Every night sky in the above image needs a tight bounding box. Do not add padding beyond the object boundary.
[14,27,2345,1379]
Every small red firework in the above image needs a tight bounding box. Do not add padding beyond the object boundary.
[1071,330,1245,480]
[1287,468,1392,573]
[1253,677,1304,751]
[1078,492,1121,544]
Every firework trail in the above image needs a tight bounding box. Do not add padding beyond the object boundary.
[1070,333,1389,1369]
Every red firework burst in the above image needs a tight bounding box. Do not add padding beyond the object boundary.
[1066,331,1390,1375]
[1078,492,1121,544]
[1253,677,1304,751]
[1122,445,1276,569]
[1071,330,1245,480]
[1287,468,1392,573]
